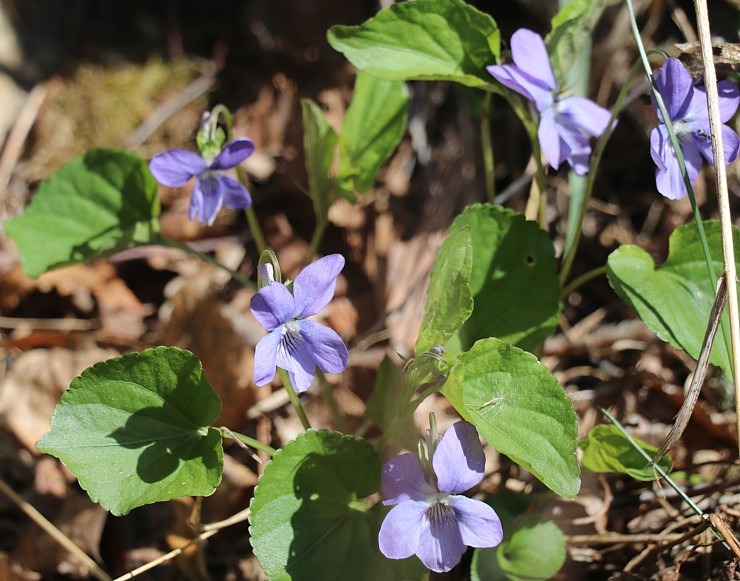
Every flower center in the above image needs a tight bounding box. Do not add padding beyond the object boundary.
[426,497,456,528]
[672,120,692,137]
[199,172,221,197]
[279,320,302,357]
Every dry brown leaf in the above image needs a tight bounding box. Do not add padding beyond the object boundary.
[0,344,118,451]
[160,265,261,428]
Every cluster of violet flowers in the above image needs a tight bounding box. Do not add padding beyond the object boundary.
[143,26,740,576]
[487,29,740,200]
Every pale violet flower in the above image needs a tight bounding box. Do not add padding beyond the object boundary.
[651,58,740,200]
[378,421,503,573]
[250,254,348,392]
[487,28,611,175]
[149,138,254,226]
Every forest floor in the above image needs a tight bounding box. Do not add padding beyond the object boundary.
[1,0,740,579]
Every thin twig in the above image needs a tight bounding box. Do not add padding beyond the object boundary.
[0,478,112,581]
[125,66,218,150]
[0,316,95,331]
[112,508,251,581]
[0,79,59,195]
[623,519,710,573]
[692,0,740,459]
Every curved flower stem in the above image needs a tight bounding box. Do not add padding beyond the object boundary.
[306,217,328,264]
[504,93,548,228]
[560,265,607,299]
[559,60,641,285]
[278,369,312,430]
[244,203,267,254]
[157,236,255,289]
[220,428,276,456]
[532,141,548,229]
[317,369,347,433]
[481,92,496,204]
[215,103,268,254]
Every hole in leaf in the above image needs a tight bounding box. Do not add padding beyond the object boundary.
[525,255,535,265]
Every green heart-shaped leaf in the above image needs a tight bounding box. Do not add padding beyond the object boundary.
[6,148,161,278]
[327,0,500,88]
[444,338,580,498]
[607,220,734,378]
[249,430,423,581]
[36,347,223,516]
[445,204,561,355]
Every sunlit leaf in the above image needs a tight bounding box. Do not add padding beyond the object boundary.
[444,338,580,498]
[580,424,672,481]
[249,430,423,580]
[445,204,561,355]
[338,72,408,193]
[6,148,161,278]
[473,516,566,581]
[416,226,474,354]
[36,347,223,516]
[328,0,500,88]
[607,220,735,378]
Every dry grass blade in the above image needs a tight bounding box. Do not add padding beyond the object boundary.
[692,0,740,459]
[653,276,727,463]
[0,477,112,581]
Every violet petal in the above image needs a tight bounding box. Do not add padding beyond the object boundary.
[510,29,556,92]
[693,124,740,166]
[298,320,348,374]
[250,282,296,331]
[198,174,225,226]
[220,175,252,209]
[417,506,466,573]
[653,58,693,122]
[717,80,740,123]
[275,329,317,392]
[253,331,281,386]
[651,125,701,200]
[685,81,740,128]
[378,501,426,560]
[188,182,204,222]
[487,64,553,112]
[557,122,592,176]
[292,254,345,318]
[149,149,206,187]
[560,96,612,138]
[433,421,484,494]
[381,453,435,505]
[210,138,255,170]
[538,108,563,170]
[450,495,504,548]
[722,125,740,165]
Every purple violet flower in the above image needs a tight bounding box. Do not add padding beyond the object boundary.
[487,28,612,175]
[250,254,349,392]
[650,58,740,200]
[149,138,255,226]
[378,421,503,573]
